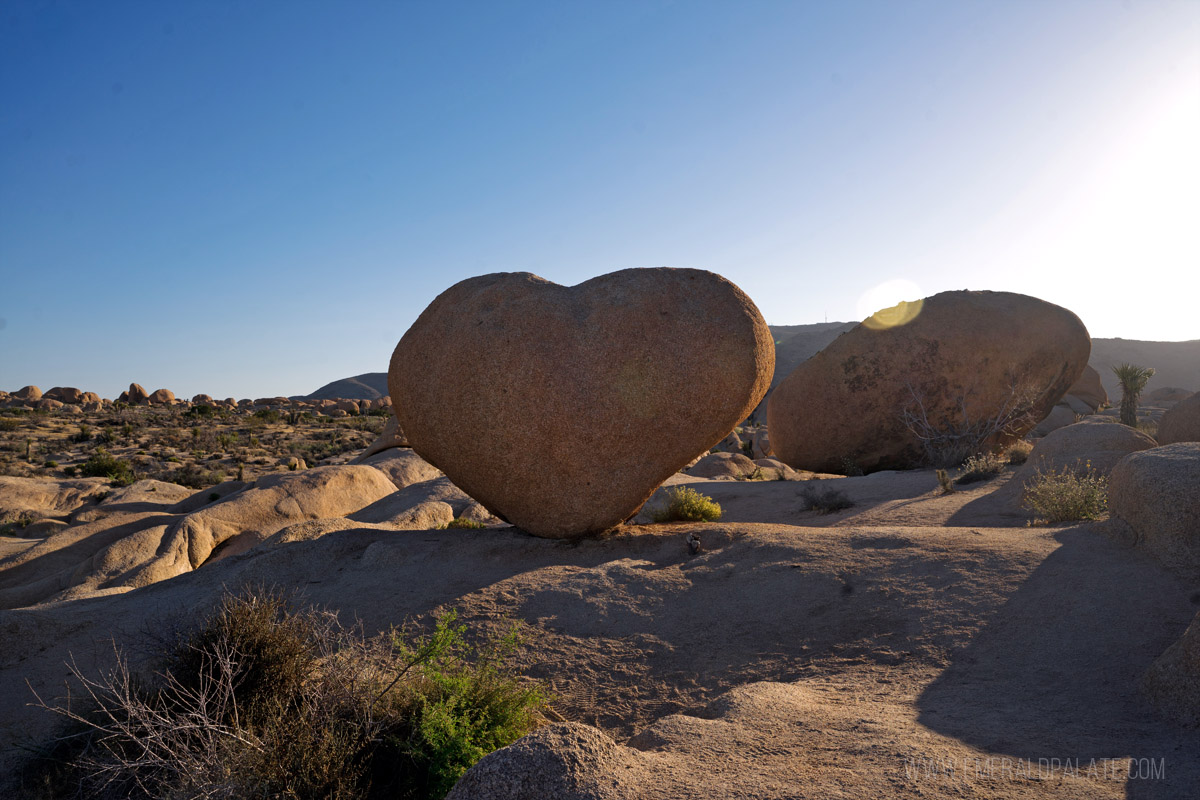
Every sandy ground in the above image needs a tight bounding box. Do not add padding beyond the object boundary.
[1,463,1197,798]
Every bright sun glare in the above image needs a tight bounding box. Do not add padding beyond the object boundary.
[856,278,924,328]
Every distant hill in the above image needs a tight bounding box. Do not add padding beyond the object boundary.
[299,372,388,400]
[301,329,1198,407]
[1089,339,1200,399]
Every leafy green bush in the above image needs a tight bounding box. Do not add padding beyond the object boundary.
[19,589,548,800]
[650,486,723,523]
[955,451,1006,485]
[800,485,855,513]
[1022,465,1108,523]
[78,449,135,486]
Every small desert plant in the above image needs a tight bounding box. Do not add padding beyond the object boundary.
[900,378,1044,467]
[0,512,36,537]
[19,589,548,800]
[78,449,135,486]
[838,457,864,477]
[42,460,58,469]
[1111,363,1155,427]
[936,469,954,494]
[955,451,1006,485]
[440,517,487,530]
[70,424,91,443]
[1006,440,1033,465]
[800,485,855,513]
[159,464,226,489]
[1021,464,1108,524]
[650,486,723,523]
[0,417,20,432]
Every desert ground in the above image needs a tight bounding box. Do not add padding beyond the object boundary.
[2,296,1199,799]
[0,397,1198,797]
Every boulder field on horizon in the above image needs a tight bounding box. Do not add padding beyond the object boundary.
[389,268,774,538]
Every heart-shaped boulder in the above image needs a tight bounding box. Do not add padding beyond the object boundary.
[389,268,773,538]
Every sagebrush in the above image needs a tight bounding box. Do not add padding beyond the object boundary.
[1022,464,1108,523]
[955,451,1006,485]
[650,486,722,523]
[18,589,548,800]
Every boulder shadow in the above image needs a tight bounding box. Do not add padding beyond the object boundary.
[916,526,1200,797]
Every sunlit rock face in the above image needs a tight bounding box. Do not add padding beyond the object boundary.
[767,290,1091,473]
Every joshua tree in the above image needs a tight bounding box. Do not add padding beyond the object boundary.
[1111,363,1155,427]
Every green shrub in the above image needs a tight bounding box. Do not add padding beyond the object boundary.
[253,408,282,424]
[160,464,226,489]
[650,486,723,523]
[0,417,21,432]
[18,590,547,800]
[78,449,135,486]
[800,485,855,513]
[441,517,487,530]
[42,460,58,469]
[1022,465,1108,523]
[955,451,1006,485]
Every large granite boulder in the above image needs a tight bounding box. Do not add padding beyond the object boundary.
[119,382,150,405]
[767,290,1090,472]
[1157,392,1200,445]
[1143,611,1200,727]
[42,386,84,405]
[1020,417,1157,481]
[147,388,176,405]
[446,722,649,800]
[352,414,410,462]
[389,268,773,538]
[1065,365,1107,411]
[688,451,758,479]
[12,385,41,402]
[1109,443,1200,576]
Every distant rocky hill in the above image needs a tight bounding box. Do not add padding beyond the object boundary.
[299,372,389,401]
[1088,339,1200,399]
[303,327,1198,406]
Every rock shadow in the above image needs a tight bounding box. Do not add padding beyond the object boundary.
[916,526,1200,797]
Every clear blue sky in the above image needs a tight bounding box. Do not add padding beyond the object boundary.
[2,0,1197,400]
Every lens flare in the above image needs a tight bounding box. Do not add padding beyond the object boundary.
[857,279,924,330]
